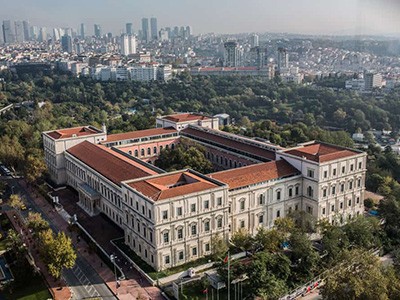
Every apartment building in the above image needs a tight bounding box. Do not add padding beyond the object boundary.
[42,113,367,271]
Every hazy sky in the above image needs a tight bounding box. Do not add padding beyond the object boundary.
[1,0,400,36]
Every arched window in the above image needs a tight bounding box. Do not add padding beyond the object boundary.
[153,146,157,154]
[141,149,145,156]
[134,149,138,157]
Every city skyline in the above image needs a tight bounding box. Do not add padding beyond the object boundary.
[0,0,399,36]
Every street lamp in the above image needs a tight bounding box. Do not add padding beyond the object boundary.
[110,254,118,288]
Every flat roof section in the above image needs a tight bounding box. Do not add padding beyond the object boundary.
[67,141,158,185]
[209,160,299,190]
[162,113,211,123]
[126,170,220,201]
[103,127,178,143]
[181,127,276,161]
[45,126,102,140]
[283,142,360,163]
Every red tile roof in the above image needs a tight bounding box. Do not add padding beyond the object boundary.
[163,113,211,123]
[67,141,158,185]
[46,126,101,140]
[127,171,220,201]
[209,160,299,190]
[284,143,359,163]
[182,127,276,161]
[103,127,178,143]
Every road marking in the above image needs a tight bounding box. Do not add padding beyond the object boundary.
[71,264,101,298]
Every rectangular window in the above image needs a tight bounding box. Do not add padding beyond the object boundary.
[150,232,153,243]
[240,201,245,211]
[165,255,170,264]
[178,251,184,260]
[217,197,222,206]
[204,221,210,232]
[349,181,353,189]
[333,169,337,176]
[340,202,343,209]
[259,215,264,224]
[295,204,299,211]
[190,204,196,213]
[288,188,293,197]
[177,207,182,216]
[342,166,345,173]
[332,186,336,195]
[277,191,281,201]
[350,165,354,171]
[177,228,183,239]
[191,224,197,235]
[358,179,361,187]
[331,205,335,212]
[307,169,315,178]
[348,199,352,206]
[341,184,345,192]
[295,186,299,195]
[163,232,169,243]
[357,197,360,204]
[240,220,245,228]
[217,218,223,228]
[204,200,209,209]
[192,247,197,256]
[323,189,327,197]
[324,170,328,178]
[162,210,168,220]
[148,210,152,219]
[136,202,139,210]
[322,208,326,215]
[276,210,280,218]
[205,243,210,252]
[359,162,362,169]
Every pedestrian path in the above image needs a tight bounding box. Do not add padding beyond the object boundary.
[22,180,165,300]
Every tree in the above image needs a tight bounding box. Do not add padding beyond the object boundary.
[321,225,349,263]
[39,230,76,279]
[27,212,49,233]
[288,230,320,282]
[9,194,24,211]
[210,233,228,260]
[255,227,284,253]
[321,249,391,300]
[5,229,25,255]
[24,154,47,183]
[247,252,289,299]
[231,229,253,251]
[343,217,381,250]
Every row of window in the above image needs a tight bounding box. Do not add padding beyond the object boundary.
[162,219,224,243]
[317,161,363,179]
[161,197,223,220]
[163,243,210,265]
[206,152,246,169]
[321,197,361,215]
[127,143,175,157]
[321,179,362,197]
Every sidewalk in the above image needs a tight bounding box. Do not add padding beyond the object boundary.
[5,210,72,300]
[22,180,164,300]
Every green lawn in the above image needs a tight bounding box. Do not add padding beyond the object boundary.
[5,274,52,300]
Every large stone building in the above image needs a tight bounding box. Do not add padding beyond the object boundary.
[42,113,367,271]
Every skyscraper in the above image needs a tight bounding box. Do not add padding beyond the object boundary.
[224,41,243,67]
[150,17,158,40]
[250,34,259,48]
[141,18,149,42]
[80,23,86,39]
[186,26,193,37]
[23,21,30,41]
[2,20,15,44]
[277,47,289,72]
[38,27,47,42]
[14,21,24,42]
[120,34,137,55]
[126,23,133,35]
[30,26,38,41]
[94,24,102,38]
[61,34,73,53]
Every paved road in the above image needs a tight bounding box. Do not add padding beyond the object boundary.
[5,178,117,300]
